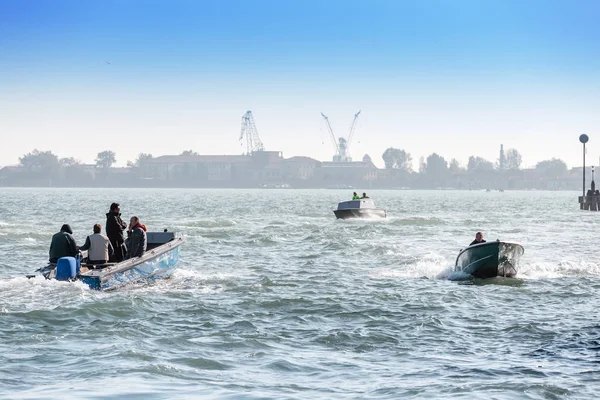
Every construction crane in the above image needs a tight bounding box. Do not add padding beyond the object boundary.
[239,111,264,154]
[321,110,361,162]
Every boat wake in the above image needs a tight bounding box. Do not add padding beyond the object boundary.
[434,268,525,285]
[437,258,600,280]
[374,253,600,282]
[125,267,242,295]
[519,259,600,279]
[336,214,387,222]
[435,267,472,281]
[371,254,449,279]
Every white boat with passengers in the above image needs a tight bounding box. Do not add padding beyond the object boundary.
[30,230,184,291]
[333,199,386,219]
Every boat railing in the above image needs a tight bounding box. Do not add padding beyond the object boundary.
[455,241,500,265]
[84,236,185,278]
[82,262,118,270]
[455,240,523,267]
[336,199,377,210]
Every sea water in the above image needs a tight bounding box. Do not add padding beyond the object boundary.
[1,188,599,399]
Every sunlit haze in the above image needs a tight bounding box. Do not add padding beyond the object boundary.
[1,0,599,168]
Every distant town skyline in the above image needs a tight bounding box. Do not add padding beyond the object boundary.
[1,0,599,169]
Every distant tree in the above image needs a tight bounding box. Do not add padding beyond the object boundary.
[382,148,412,171]
[423,153,449,178]
[180,150,199,156]
[362,154,372,164]
[449,158,464,174]
[59,157,80,167]
[127,154,154,181]
[95,150,116,169]
[535,158,567,178]
[467,156,494,172]
[505,149,522,170]
[59,157,87,182]
[418,156,426,173]
[127,153,153,167]
[19,149,59,171]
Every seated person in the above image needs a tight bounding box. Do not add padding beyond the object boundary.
[79,223,114,265]
[352,192,360,200]
[126,216,147,259]
[49,224,79,263]
[360,192,369,199]
[469,231,486,246]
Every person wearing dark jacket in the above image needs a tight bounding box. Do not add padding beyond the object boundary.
[49,224,78,263]
[126,216,147,259]
[469,231,486,246]
[106,202,127,262]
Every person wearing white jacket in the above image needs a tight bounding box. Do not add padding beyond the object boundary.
[80,224,114,265]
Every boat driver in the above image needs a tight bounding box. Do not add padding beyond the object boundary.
[469,232,486,246]
[352,192,360,200]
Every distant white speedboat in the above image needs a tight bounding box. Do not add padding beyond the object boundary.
[333,199,386,219]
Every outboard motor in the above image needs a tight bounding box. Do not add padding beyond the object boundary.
[55,257,77,281]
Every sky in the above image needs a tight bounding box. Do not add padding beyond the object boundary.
[1,0,599,169]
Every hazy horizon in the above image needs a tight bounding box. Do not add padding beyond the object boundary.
[1,0,599,169]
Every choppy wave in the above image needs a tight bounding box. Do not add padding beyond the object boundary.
[184,219,238,228]
[388,216,446,226]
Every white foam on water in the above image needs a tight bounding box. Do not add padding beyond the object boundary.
[519,259,600,279]
[121,267,233,295]
[0,275,93,312]
[371,253,450,279]
[445,270,474,281]
[369,253,600,281]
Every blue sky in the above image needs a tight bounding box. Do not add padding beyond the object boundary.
[1,0,599,168]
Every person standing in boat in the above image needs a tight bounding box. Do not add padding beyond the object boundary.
[470,232,486,246]
[80,224,114,265]
[360,192,370,199]
[49,224,79,263]
[126,216,147,259]
[352,192,360,200]
[106,202,127,262]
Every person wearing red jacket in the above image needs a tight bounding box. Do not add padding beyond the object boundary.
[126,216,147,259]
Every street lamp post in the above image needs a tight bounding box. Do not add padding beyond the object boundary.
[580,134,589,197]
